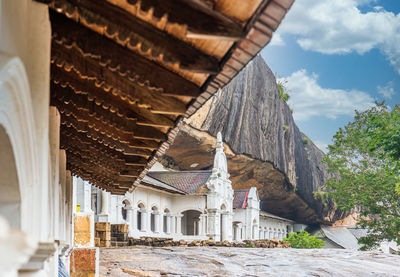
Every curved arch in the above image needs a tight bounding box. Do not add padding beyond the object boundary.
[162,208,170,233]
[121,199,132,221]
[137,201,145,209]
[181,209,201,236]
[220,204,227,211]
[0,56,38,232]
[122,198,132,208]
[177,207,203,214]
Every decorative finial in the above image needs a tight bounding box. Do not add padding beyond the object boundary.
[216,132,223,149]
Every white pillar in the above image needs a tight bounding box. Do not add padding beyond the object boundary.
[154,212,160,233]
[83,181,92,213]
[140,210,147,231]
[132,208,138,232]
[206,209,218,241]
[146,210,152,232]
[199,214,206,236]
[221,213,227,241]
[170,215,175,235]
[98,190,110,222]
[166,215,172,234]
[176,214,183,235]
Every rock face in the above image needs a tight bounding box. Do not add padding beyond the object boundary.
[100,247,400,276]
[161,55,345,224]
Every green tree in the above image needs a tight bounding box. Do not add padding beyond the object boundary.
[283,230,325,248]
[323,103,400,250]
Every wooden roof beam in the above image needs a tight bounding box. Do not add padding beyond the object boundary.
[61,124,156,157]
[51,89,165,142]
[59,115,159,151]
[123,0,243,40]
[51,64,186,117]
[61,125,154,158]
[50,71,175,129]
[61,134,148,166]
[67,150,145,176]
[51,41,199,99]
[45,2,219,73]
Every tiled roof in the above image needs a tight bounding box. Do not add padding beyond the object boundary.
[147,171,212,194]
[233,189,250,209]
[321,226,360,250]
[141,175,186,195]
[348,228,368,239]
[259,211,295,222]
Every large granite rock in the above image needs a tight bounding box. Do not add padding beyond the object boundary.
[100,247,400,276]
[161,55,345,224]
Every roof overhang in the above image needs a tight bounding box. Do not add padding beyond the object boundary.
[35,0,295,194]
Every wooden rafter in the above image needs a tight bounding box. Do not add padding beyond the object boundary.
[51,79,175,129]
[60,125,153,158]
[51,64,187,116]
[51,41,199,99]
[51,89,165,142]
[44,1,220,73]
[122,0,243,39]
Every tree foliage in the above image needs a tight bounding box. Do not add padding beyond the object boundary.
[323,103,400,249]
[283,230,325,248]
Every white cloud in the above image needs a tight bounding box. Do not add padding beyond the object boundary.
[314,141,329,153]
[280,69,375,121]
[269,33,285,46]
[377,81,396,99]
[277,0,400,74]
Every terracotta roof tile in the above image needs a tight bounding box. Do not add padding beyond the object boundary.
[233,189,250,209]
[147,171,212,194]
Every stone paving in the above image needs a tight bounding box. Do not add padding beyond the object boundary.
[100,246,400,277]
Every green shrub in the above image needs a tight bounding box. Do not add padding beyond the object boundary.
[302,137,310,145]
[283,231,325,249]
[277,80,290,102]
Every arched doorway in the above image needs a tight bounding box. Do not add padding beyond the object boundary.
[121,199,131,222]
[181,210,201,235]
[163,208,170,233]
[137,203,145,231]
[0,125,21,229]
[150,206,158,232]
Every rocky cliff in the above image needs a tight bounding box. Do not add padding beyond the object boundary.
[161,55,345,224]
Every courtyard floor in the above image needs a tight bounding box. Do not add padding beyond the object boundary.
[99,246,400,276]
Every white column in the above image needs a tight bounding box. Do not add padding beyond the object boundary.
[166,215,171,234]
[126,208,133,224]
[159,212,165,234]
[140,209,147,231]
[170,215,176,235]
[98,190,110,222]
[100,190,110,215]
[176,214,183,235]
[199,214,206,236]
[206,209,218,241]
[221,213,227,241]
[132,208,138,232]
[83,181,92,213]
[146,210,152,232]
[234,223,242,241]
[154,212,160,233]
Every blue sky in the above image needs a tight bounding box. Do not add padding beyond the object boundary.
[261,0,400,152]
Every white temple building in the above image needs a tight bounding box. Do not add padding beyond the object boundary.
[87,133,296,242]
